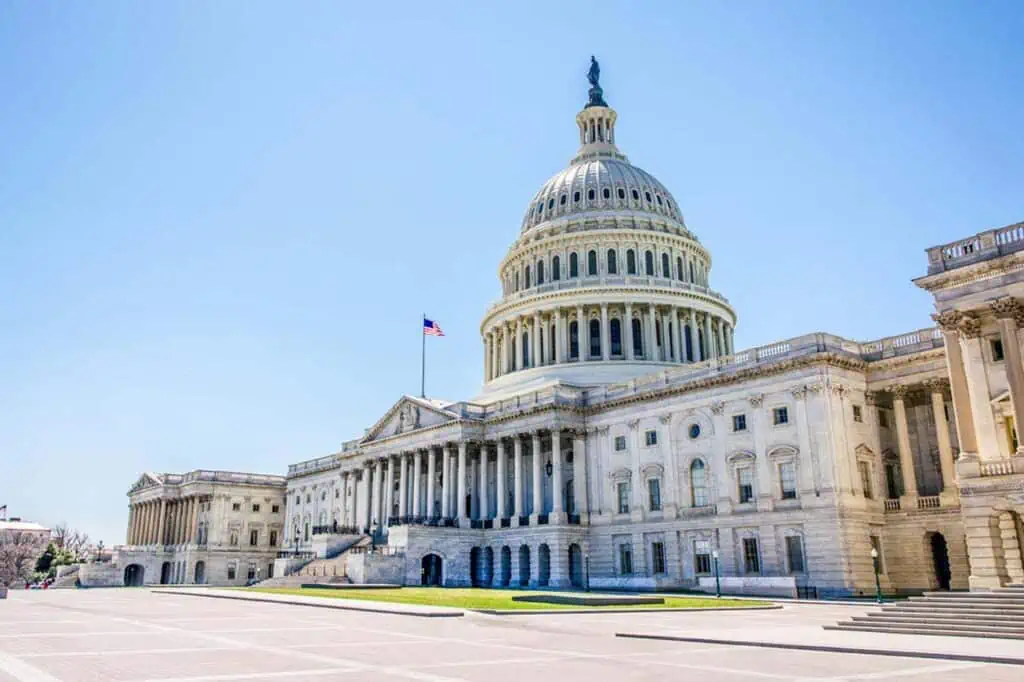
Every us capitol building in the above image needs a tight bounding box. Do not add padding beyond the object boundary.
[105,62,1024,597]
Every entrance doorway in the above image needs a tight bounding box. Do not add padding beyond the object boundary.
[469,547,481,587]
[568,544,583,588]
[930,533,951,590]
[421,554,443,586]
[160,562,172,585]
[194,561,206,585]
[124,564,145,586]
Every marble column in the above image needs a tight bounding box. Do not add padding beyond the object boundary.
[516,315,524,368]
[646,304,657,361]
[189,497,199,544]
[426,447,437,519]
[600,304,610,360]
[363,462,373,532]
[958,315,1002,459]
[689,308,698,362]
[531,432,543,518]
[551,430,564,520]
[513,435,524,522]
[457,441,468,523]
[661,309,672,362]
[412,449,423,518]
[928,380,957,494]
[478,444,489,520]
[555,308,564,363]
[374,458,384,526]
[397,453,409,519]
[340,473,349,527]
[157,499,167,545]
[575,305,584,360]
[935,313,978,455]
[704,313,714,361]
[715,317,724,357]
[624,303,634,360]
[126,505,135,545]
[572,430,588,517]
[496,438,507,520]
[891,386,919,499]
[501,324,510,375]
[993,298,1024,453]
[533,313,542,367]
[384,456,395,524]
[672,308,683,364]
[441,445,452,519]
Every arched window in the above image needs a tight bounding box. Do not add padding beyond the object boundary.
[691,460,709,507]
[573,191,580,203]
[602,187,610,199]
[587,189,595,201]
[559,194,566,206]
[645,191,652,203]
[549,324,556,363]
[689,261,694,282]
[522,332,530,367]
[610,318,622,356]
[569,321,579,359]
[617,187,626,200]
[661,253,670,278]
[552,255,561,281]
[632,189,640,201]
[676,256,684,281]
[515,272,520,291]
[626,249,636,275]
[589,319,601,358]
[645,250,654,276]
[607,249,617,274]
[569,253,579,278]
[632,318,644,358]
[537,260,544,285]
[525,265,531,289]
[587,250,598,276]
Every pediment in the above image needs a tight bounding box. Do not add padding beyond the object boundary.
[129,472,163,494]
[361,395,458,443]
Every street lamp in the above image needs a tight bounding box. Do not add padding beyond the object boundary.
[712,549,721,599]
[545,460,553,477]
[871,547,883,604]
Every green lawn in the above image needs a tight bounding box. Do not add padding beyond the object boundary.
[243,586,768,611]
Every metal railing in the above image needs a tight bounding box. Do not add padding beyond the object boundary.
[311,523,359,536]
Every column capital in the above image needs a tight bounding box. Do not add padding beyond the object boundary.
[932,310,962,332]
[888,384,911,400]
[991,296,1024,324]
[710,401,725,415]
[748,393,764,408]
[923,377,950,394]
[863,390,877,405]
[791,386,809,401]
[958,314,983,339]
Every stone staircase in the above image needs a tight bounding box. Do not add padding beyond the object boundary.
[826,585,1024,640]
[257,536,372,588]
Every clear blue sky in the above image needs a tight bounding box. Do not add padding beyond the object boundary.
[2,1,1022,545]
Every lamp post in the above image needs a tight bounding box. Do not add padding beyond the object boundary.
[871,547,883,604]
[293,531,300,558]
[712,549,721,599]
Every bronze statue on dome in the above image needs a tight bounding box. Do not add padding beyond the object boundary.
[586,55,608,108]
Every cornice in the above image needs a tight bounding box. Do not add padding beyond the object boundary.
[862,347,946,372]
[914,250,1024,293]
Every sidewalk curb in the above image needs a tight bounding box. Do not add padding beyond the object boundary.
[614,633,1024,666]
[472,604,782,616]
[149,589,464,618]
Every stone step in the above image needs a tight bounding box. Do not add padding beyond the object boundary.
[907,595,1024,606]
[890,601,1024,611]
[825,623,1024,640]
[882,606,1024,619]
[852,615,1024,630]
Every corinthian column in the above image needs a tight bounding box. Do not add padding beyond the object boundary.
[673,307,683,363]
[934,311,977,456]
[515,318,523,371]
[457,441,468,523]
[532,312,542,367]
[426,447,436,519]
[624,303,634,360]
[413,449,423,518]
[600,304,610,360]
[992,298,1024,454]
[926,379,957,494]
[890,386,919,499]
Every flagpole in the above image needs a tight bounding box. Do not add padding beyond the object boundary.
[421,313,426,398]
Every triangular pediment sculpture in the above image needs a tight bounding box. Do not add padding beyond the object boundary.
[361,395,458,443]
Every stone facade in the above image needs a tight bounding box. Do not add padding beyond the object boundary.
[115,66,1024,597]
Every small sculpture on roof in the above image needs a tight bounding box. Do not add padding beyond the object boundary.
[586,55,608,108]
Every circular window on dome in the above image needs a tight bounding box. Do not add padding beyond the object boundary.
[618,188,625,199]
[645,191,652,203]
[688,423,701,439]
[632,189,640,201]
[602,188,610,199]
[588,189,595,200]
[560,194,566,205]
[573,191,580,203]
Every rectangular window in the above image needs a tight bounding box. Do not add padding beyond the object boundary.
[694,539,712,575]
[618,544,633,575]
[648,479,662,511]
[742,537,761,574]
[295,495,300,505]
[785,536,805,573]
[249,529,258,546]
[652,541,666,574]
[738,467,754,504]
[271,505,280,514]
[614,435,627,451]
[870,535,885,574]
[269,530,278,547]
[858,461,874,500]
[853,405,863,423]
[779,461,797,500]
[878,410,889,428]
[232,502,241,512]
[992,338,1005,362]
[773,407,789,425]
[227,564,236,580]
[247,562,256,580]
[229,531,238,546]
[617,482,630,514]
[732,414,746,432]
[252,503,260,513]
[645,429,658,446]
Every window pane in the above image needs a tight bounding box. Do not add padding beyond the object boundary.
[648,479,662,511]
[785,536,805,573]
[617,483,630,514]
[739,467,754,503]
[691,460,708,507]
[780,462,797,499]
[743,537,761,574]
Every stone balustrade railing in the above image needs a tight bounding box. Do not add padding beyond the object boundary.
[884,499,901,512]
[916,495,941,509]
[288,454,340,477]
[162,470,286,486]
[979,458,1024,477]
[485,274,731,314]
[925,221,1024,275]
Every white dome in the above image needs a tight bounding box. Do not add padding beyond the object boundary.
[521,158,682,233]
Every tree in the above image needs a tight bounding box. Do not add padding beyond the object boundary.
[52,523,89,561]
[35,542,57,574]
[0,531,44,587]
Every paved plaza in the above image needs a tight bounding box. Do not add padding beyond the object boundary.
[1,590,1022,681]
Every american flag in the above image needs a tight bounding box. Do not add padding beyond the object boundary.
[423,318,445,337]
